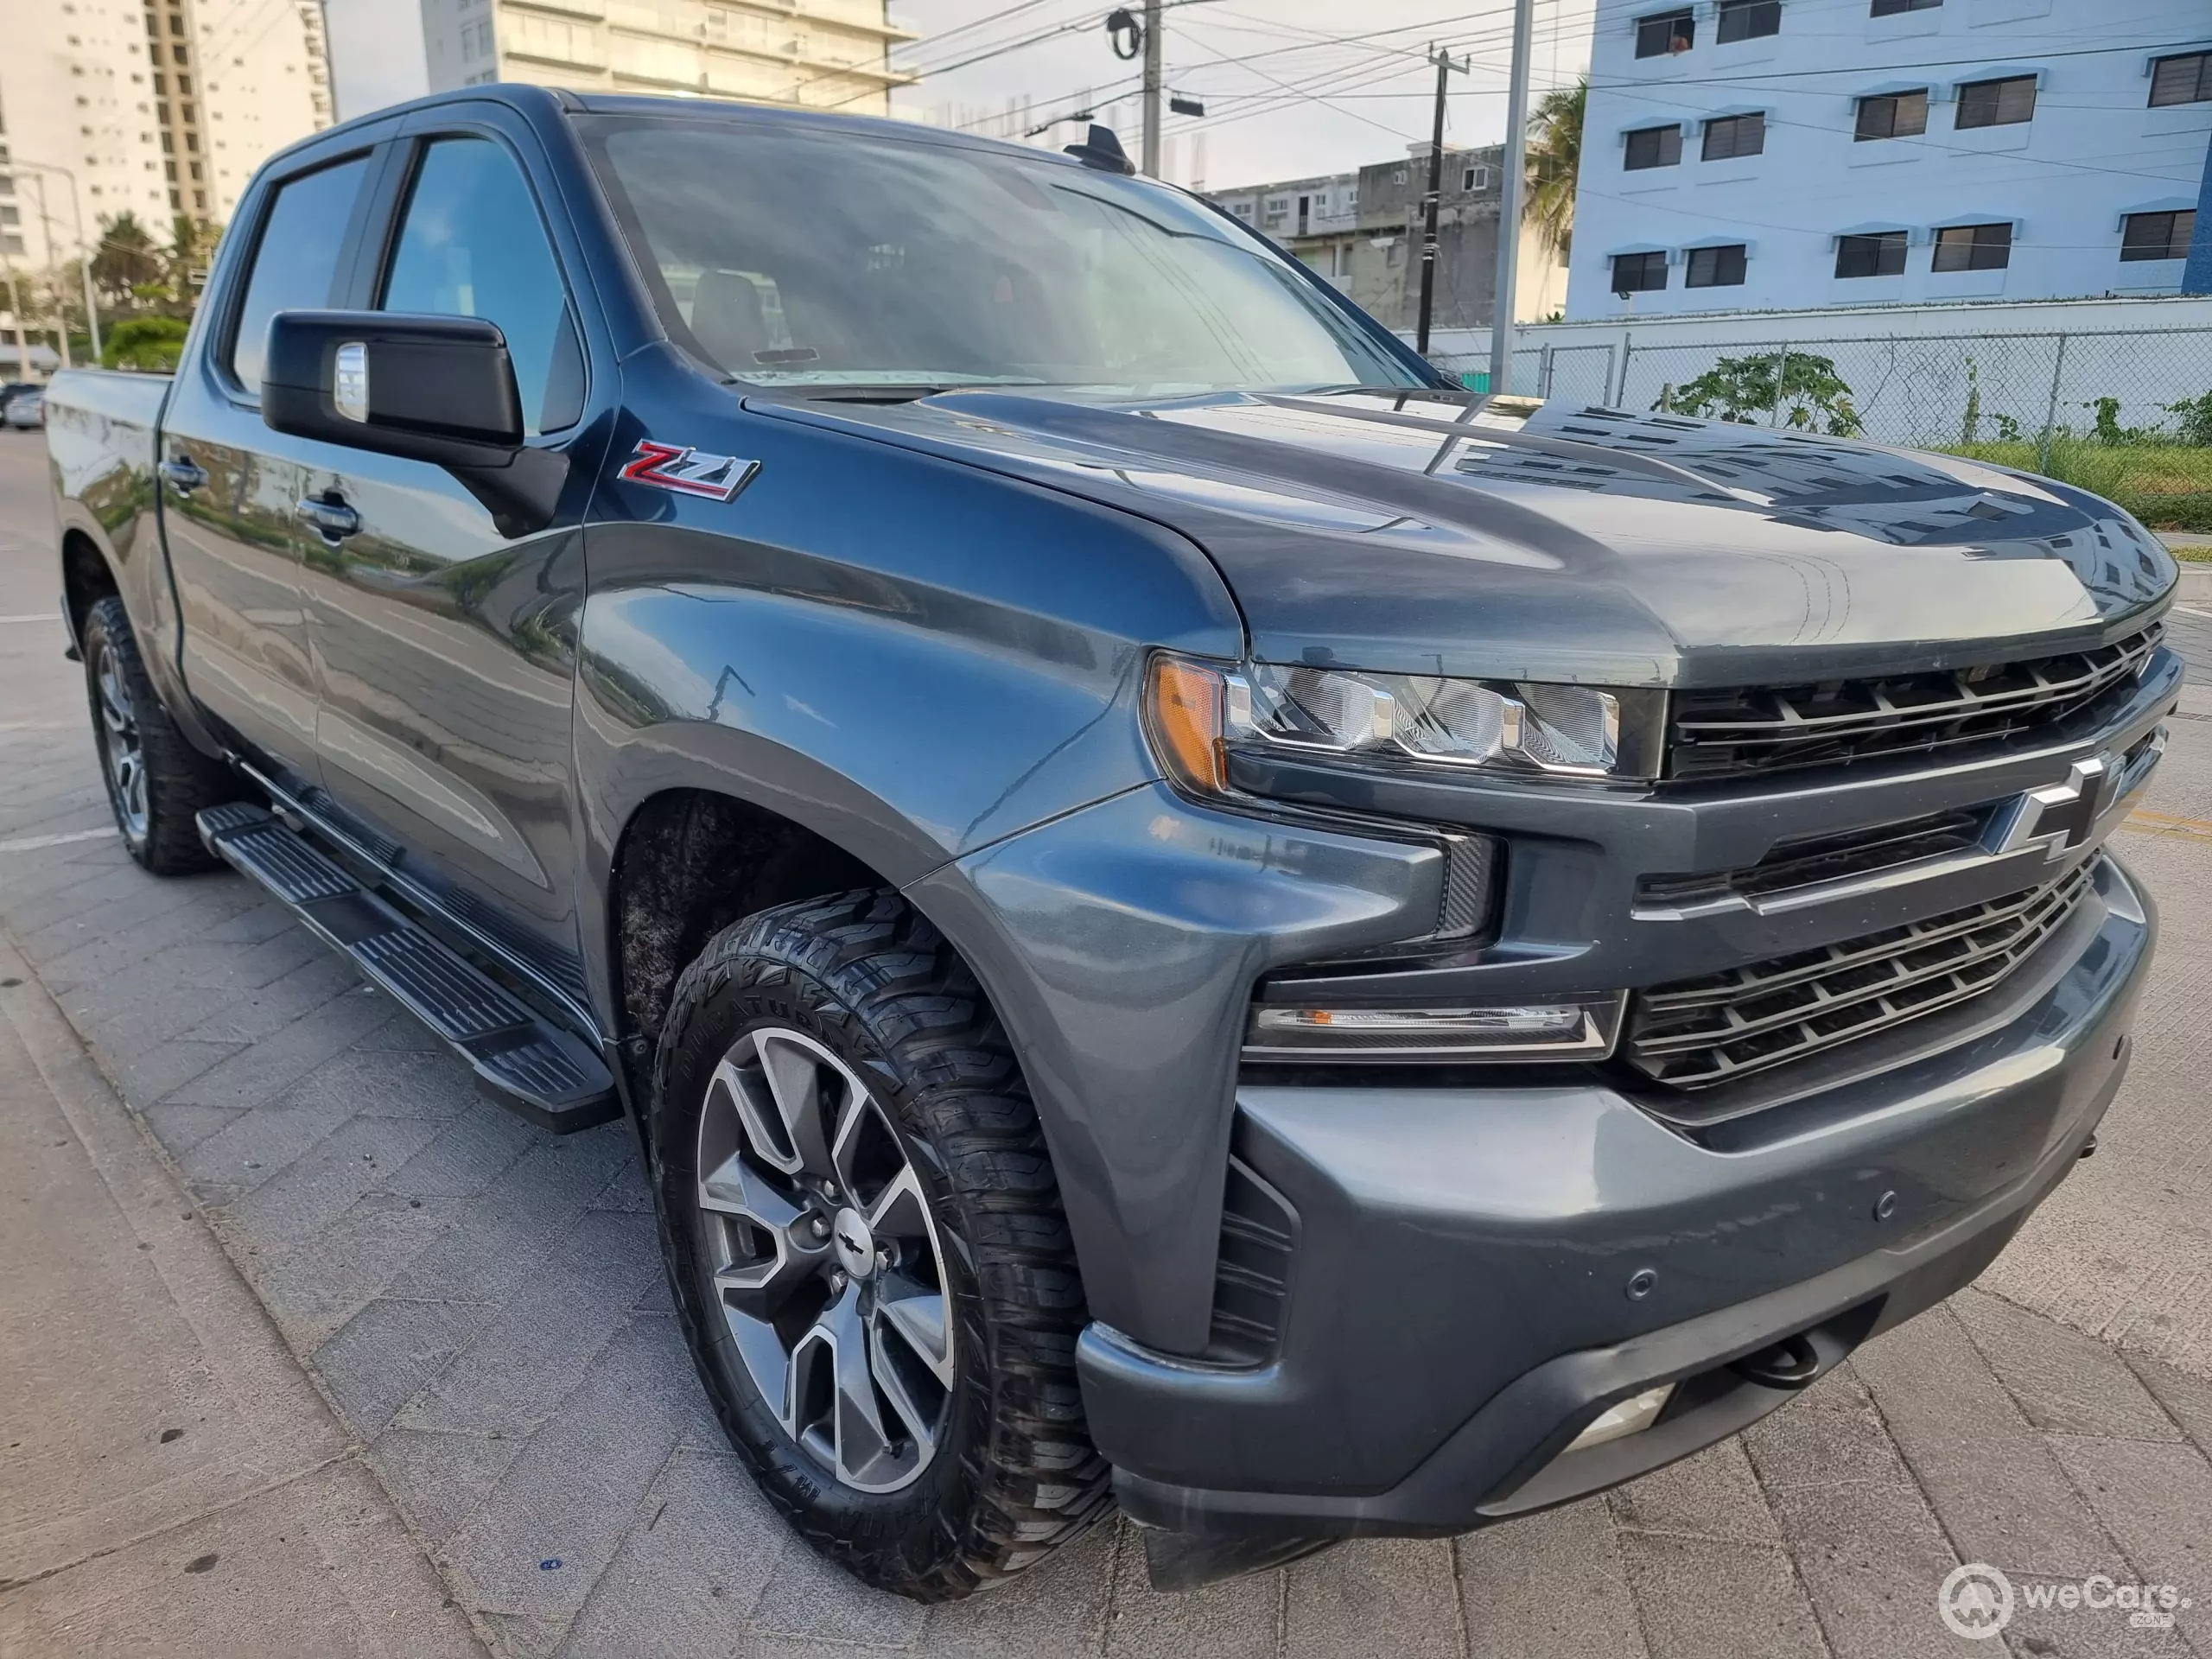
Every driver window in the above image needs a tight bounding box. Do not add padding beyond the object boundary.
[380,137,582,434]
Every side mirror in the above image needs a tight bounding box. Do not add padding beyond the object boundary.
[261,309,569,538]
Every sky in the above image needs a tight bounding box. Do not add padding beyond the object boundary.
[321,0,1596,194]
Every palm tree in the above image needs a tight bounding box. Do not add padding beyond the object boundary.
[91,212,162,311]
[1524,79,1586,262]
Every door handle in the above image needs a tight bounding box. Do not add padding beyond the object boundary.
[159,456,207,494]
[296,493,361,542]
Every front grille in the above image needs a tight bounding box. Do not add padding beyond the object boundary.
[1626,860,2096,1089]
[1669,625,2161,780]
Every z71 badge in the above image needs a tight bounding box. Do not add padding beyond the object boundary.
[617,440,760,502]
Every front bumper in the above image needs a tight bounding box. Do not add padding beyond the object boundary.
[1081,855,2154,1539]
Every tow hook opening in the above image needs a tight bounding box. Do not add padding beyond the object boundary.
[1730,1332,1823,1391]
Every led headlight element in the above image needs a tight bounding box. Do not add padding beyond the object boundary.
[1243,992,1625,1061]
[1142,654,1659,791]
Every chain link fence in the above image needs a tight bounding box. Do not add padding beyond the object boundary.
[1432,326,2212,532]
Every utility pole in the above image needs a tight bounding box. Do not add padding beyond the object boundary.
[27,174,67,369]
[1141,0,1163,177]
[3,264,29,387]
[1414,47,1465,358]
[1487,0,1537,397]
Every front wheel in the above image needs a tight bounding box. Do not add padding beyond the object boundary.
[650,888,1109,1600]
[81,595,232,874]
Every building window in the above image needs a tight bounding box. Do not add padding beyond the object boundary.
[1854,89,1928,139]
[189,161,201,180]
[1834,231,1908,276]
[178,73,190,93]
[156,100,169,121]
[194,190,205,210]
[1716,0,1780,42]
[2148,51,2211,106]
[160,130,173,152]
[1931,222,2012,271]
[1624,125,1683,169]
[1635,9,1695,56]
[1870,0,1940,12]
[163,158,176,180]
[168,11,182,31]
[1702,113,1764,160]
[1462,164,1489,191]
[152,71,166,92]
[1685,244,1747,287]
[1611,251,1669,292]
[173,43,188,62]
[2120,210,2196,261]
[1955,75,2037,129]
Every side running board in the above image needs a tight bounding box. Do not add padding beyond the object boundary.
[196,803,620,1134]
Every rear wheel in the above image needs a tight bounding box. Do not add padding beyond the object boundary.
[81,595,232,874]
[650,888,1109,1599]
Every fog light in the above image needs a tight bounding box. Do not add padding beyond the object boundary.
[1243,993,1624,1061]
[1565,1384,1674,1452]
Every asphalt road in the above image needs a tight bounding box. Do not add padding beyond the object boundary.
[3,426,2211,1659]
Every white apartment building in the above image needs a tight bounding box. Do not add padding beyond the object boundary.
[0,0,331,272]
[1567,0,2212,316]
[421,0,916,117]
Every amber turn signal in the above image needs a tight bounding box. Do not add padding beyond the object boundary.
[1144,654,1234,796]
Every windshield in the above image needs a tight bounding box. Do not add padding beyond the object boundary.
[579,117,1426,396]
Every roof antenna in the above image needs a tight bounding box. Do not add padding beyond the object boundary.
[1064,124,1137,175]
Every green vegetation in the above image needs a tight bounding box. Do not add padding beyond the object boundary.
[1939,435,2212,533]
[101,315,191,372]
[1524,79,1585,262]
[1652,351,1865,436]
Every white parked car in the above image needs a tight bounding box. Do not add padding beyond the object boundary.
[4,389,44,429]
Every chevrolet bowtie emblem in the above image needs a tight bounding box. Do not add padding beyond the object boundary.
[1995,755,2117,861]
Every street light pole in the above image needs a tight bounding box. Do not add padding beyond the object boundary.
[1141,0,1163,177]
[1487,0,1537,397]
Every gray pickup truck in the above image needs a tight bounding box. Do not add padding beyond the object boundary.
[46,85,2181,1602]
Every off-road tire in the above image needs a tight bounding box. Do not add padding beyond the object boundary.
[81,595,232,875]
[650,887,1111,1600]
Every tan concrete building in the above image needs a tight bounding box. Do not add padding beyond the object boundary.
[0,0,331,274]
[420,1,915,117]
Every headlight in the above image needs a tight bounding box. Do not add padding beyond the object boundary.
[1145,653,1662,795]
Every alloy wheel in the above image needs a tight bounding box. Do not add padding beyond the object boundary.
[95,645,149,843]
[695,1025,955,1493]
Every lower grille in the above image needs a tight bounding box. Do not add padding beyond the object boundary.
[1626,861,2096,1089]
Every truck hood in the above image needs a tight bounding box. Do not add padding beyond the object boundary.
[753,387,2176,688]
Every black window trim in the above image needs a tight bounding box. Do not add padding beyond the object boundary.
[1714,0,1782,44]
[2119,208,2196,263]
[1953,72,2040,130]
[1632,7,1696,58]
[1701,111,1766,162]
[1833,229,1910,278]
[2146,48,2212,108]
[208,140,391,408]
[1610,249,1670,293]
[1930,219,2015,272]
[1853,87,1929,141]
[1624,123,1685,170]
[1683,242,1749,288]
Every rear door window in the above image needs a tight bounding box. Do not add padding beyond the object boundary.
[228,155,372,393]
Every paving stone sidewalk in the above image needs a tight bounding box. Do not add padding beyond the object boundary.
[5,450,2212,1656]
